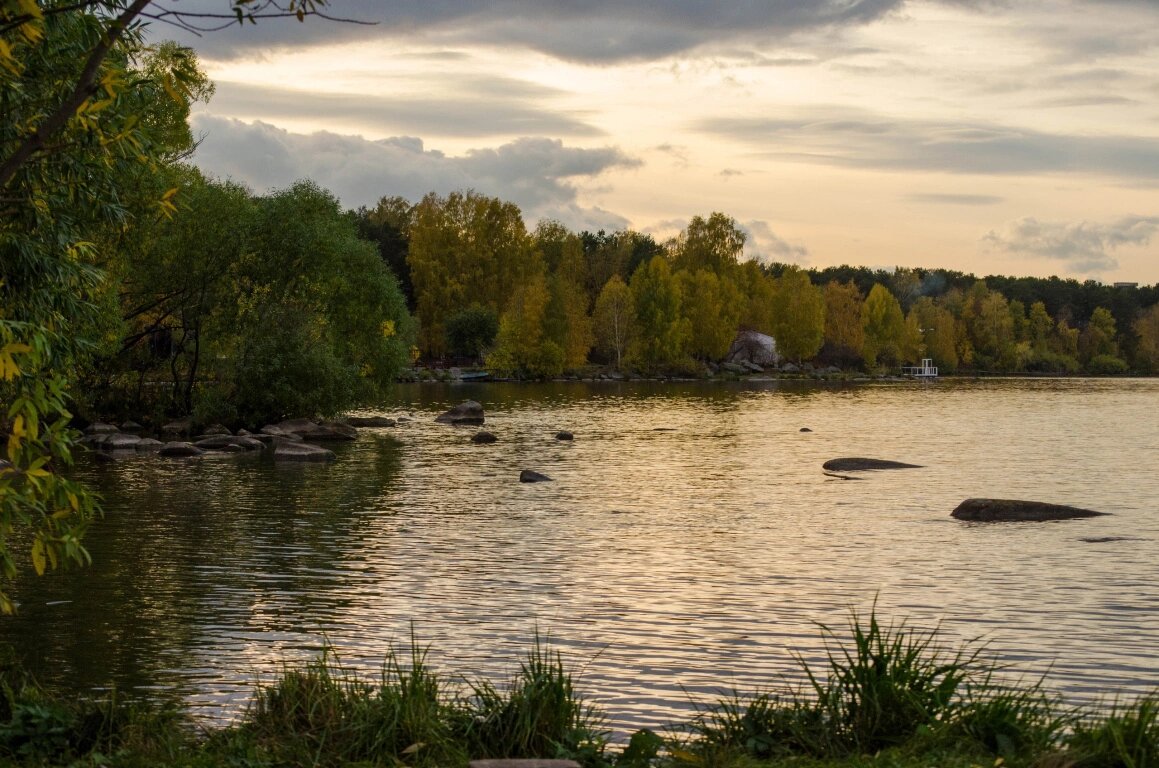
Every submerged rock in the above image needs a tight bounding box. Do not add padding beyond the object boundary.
[158,441,204,457]
[951,498,1108,522]
[344,416,397,428]
[272,441,336,462]
[471,431,498,444]
[555,430,574,441]
[822,458,923,472]
[519,470,552,483]
[435,400,485,425]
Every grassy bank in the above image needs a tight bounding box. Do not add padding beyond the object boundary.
[2,612,1156,768]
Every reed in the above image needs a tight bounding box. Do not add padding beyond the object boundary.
[1065,693,1159,768]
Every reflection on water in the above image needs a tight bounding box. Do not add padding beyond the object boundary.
[2,378,1158,733]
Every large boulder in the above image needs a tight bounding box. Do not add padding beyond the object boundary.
[273,441,336,462]
[951,498,1108,522]
[435,400,485,425]
[823,458,923,472]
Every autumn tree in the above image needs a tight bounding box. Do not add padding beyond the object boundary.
[736,260,777,334]
[1133,303,1159,373]
[593,275,635,368]
[407,191,536,357]
[540,225,593,368]
[821,280,865,368]
[769,267,824,363]
[908,297,959,373]
[487,268,562,378]
[861,284,907,369]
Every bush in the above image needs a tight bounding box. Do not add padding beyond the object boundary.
[1086,354,1129,375]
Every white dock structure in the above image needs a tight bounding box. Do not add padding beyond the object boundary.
[901,358,938,378]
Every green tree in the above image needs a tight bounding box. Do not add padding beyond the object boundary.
[445,305,499,362]
[629,256,689,371]
[1080,306,1119,364]
[679,269,742,361]
[861,284,907,369]
[204,181,414,425]
[769,267,824,363]
[542,229,593,369]
[671,212,745,275]
[592,275,635,368]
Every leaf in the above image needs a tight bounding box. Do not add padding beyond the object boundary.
[31,539,46,576]
[400,743,425,755]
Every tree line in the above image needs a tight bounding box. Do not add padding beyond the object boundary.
[349,194,1159,378]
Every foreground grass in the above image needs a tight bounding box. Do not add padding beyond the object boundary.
[2,613,1156,768]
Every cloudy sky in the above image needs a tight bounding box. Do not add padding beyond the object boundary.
[159,0,1159,283]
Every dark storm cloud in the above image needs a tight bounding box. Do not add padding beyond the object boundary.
[190,115,636,230]
[983,215,1159,274]
[208,80,601,138]
[155,0,909,62]
[697,111,1159,181]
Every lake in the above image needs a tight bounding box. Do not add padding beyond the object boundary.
[2,377,1158,734]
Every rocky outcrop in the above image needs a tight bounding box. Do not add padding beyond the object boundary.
[519,470,552,483]
[951,498,1108,522]
[435,400,485,425]
[272,441,336,462]
[471,431,498,444]
[822,458,923,471]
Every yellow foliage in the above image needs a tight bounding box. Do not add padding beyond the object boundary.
[0,341,31,379]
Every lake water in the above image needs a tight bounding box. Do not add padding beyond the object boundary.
[2,378,1158,734]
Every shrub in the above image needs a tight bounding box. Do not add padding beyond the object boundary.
[1086,354,1129,375]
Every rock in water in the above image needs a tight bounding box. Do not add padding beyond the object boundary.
[471,431,498,444]
[158,441,205,457]
[822,457,923,471]
[435,400,485,425]
[344,416,396,428]
[555,430,574,441]
[951,498,1108,522]
[519,470,552,483]
[273,441,336,462]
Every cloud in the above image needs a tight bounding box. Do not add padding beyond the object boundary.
[906,193,1004,205]
[982,215,1159,274]
[740,220,810,264]
[157,0,911,63]
[208,80,602,139]
[697,109,1159,182]
[190,115,638,231]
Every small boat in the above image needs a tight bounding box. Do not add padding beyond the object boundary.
[458,370,491,381]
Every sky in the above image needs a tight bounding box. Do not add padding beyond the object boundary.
[157,0,1159,283]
